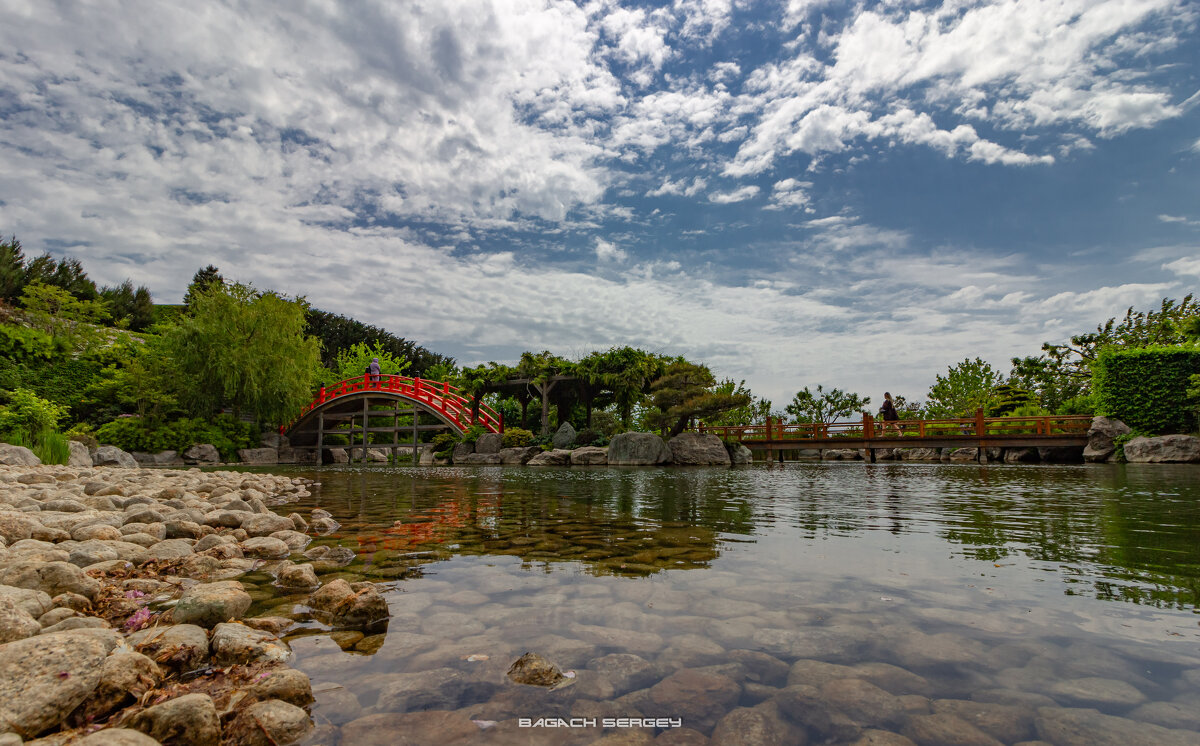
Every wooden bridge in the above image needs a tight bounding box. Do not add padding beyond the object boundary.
[282,375,502,464]
[698,411,1092,463]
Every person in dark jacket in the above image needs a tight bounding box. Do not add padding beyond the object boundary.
[879,391,900,434]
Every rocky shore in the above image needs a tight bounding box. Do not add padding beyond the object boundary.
[0,463,389,744]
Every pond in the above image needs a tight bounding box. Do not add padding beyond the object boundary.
[242,462,1200,744]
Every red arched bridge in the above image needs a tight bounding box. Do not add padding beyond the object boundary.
[283,375,502,464]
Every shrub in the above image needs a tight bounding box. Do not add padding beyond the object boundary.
[65,422,99,449]
[0,324,64,362]
[501,427,534,448]
[94,415,257,460]
[1056,393,1096,416]
[574,428,607,447]
[1093,346,1200,434]
[460,423,486,444]
[0,388,68,442]
[430,432,458,457]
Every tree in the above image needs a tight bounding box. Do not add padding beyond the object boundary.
[705,378,773,426]
[101,280,154,330]
[19,281,111,351]
[575,346,666,428]
[160,282,320,424]
[925,358,1004,418]
[785,385,870,424]
[0,236,26,303]
[1012,295,1200,411]
[183,265,224,308]
[645,360,751,437]
[303,307,453,376]
[322,341,412,384]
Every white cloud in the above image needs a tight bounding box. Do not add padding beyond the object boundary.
[594,237,628,262]
[708,185,760,203]
[646,176,708,197]
[1163,257,1200,278]
[766,178,811,210]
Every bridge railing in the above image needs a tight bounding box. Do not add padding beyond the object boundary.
[697,412,1092,442]
[283,374,503,434]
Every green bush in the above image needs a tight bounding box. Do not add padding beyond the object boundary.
[65,422,99,449]
[94,415,257,460]
[0,324,65,362]
[1056,393,1096,416]
[430,432,458,457]
[460,423,486,444]
[1093,346,1200,434]
[0,388,68,442]
[501,427,534,448]
[574,428,608,447]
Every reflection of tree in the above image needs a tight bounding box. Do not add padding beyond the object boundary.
[935,467,1200,610]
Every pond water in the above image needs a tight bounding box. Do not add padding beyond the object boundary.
[242,462,1200,744]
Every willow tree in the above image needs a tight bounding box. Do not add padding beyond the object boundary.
[575,346,665,429]
[161,282,320,424]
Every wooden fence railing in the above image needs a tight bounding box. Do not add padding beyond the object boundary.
[697,411,1092,443]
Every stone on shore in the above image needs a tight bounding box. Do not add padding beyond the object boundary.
[0,596,40,643]
[459,453,502,465]
[607,432,673,466]
[499,446,541,464]
[552,422,577,449]
[77,729,161,745]
[526,449,572,466]
[726,442,753,464]
[67,441,93,468]
[668,433,732,466]
[224,699,313,746]
[170,581,251,626]
[0,444,39,467]
[182,444,220,464]
[1085,416,1131,463]
[210,622,292,665]
[129,624,210,671]
[570,446,609,465]
[1123,435,1200,463]
[307,579,390,630]
[474,432,503,454]
[276,563,319,589]
[92,445,138,468]
[238,447,278,465]
[0,560,101,600]
[0,629,119,738]
[70,652,163,726]
[241,512,296,537]
[127,692,221,746]
[241,536,291,559]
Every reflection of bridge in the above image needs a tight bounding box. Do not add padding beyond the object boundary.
[283,375,502,464]
[699,411,1091,463]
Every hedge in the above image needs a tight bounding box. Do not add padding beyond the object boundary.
[1093,346,1200,434]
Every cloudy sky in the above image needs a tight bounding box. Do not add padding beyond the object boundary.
[1,0,1198,408]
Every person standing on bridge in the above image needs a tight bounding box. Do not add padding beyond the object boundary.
[368,357,381,383]
[879,392,900,435]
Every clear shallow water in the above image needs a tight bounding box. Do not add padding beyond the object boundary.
[242,463,1200,744]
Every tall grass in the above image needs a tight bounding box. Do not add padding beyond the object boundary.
[32,430,71,465]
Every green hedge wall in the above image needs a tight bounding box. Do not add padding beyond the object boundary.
[1093,346,1200,434]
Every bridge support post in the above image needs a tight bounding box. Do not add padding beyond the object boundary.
[316,411,324,466]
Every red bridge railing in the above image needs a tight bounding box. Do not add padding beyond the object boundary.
[283,374,502,434]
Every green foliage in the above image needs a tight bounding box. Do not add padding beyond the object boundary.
[0,355,111,425]
[1188,374,1200,422]
[100,280,155,331]
[0,323,66,361]
[588,410,620,436]
[575,347,665,428]
[304,307,453,377]
[574,428,608,447]
[645,360,751,437]
[501,427,534,447]
[32,431,71,465]
[430,432,458,456]
[183,265,224,308]
[1093,346,1200,434]
[65,422,99,449]
[0,388,68,443]
[986,384,1037,416]
[20,281,111,352]
[1056,393,1096,416]
[94,415,256,460]
[705,378,773,427]
[926,358,1004,418]
[460,423,487,443]
[319,341,411,385]
[159,282,320,424]
[785,385,870,424]
[1013,295,1200,410]
[0,236,26,303]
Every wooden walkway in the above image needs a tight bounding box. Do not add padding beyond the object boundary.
[698,411,1091,462]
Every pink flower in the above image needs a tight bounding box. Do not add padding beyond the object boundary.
[124,607,152,632]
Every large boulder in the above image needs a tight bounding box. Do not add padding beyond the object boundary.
[570,446,608,465]
[67,441,93,468]
[459,453,502,465]
[241,513,296,537]
[69,651,162,726]
[0,596,40,643]
[0,629,120,738]
[552,422,577,449]
[942,447,979,462]
[224,699,312,746]
[0,444,39,467]
[307,579,390,630]
[526,449,571,466]
[1005,448,1039,464]
[0,561,101,601]
[474,432,502,454]
[171,581,252,627]
[150,450,185,466]
[900,448,940,461]
[499,446,541,464]
[726,442,753,464]
[1084,417,1130,463]
[1123,435,1200,463]
[0,514,37,544]
[182,444,220,464]
[92,445,137,468]
[238,448,278,465]
[450,442,474,464]
[210,623,291,665]
[822,449,861,460]
[607,432,672,465]
[668,433,732,466]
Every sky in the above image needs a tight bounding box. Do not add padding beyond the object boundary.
[1,0,1198,409]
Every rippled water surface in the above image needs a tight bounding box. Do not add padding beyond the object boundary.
[243,462,1200,744]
